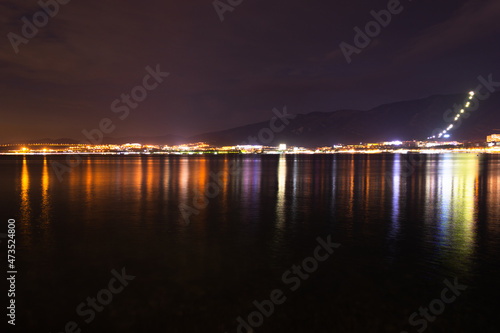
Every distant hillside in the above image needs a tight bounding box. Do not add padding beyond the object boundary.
[101,135,186,145]
[188,92,500,146]
[26,138,80,144]
[20,92,500,147]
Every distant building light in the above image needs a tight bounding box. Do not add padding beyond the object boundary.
[279,144,287,150]
[487,134,500,143]
[236,145,263,150]
[383,141,402,146]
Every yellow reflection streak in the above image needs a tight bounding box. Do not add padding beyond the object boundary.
[449,156,476,273]
[432,155,477,273]
[40,157,50,226]
[20,157,31,224]
[485,161,500,235]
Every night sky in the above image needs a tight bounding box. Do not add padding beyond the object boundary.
[1,0,500,142]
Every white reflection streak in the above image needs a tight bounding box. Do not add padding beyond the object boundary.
[331,158,336,210]
[390,155,401,239]
[439,157,453,247]
[276,155,287,229]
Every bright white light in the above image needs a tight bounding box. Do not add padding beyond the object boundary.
[460,109,465,113]
[469,91,475,96]
[279,144,287,150]
[383,141,403,146]
[444,134,451,138]
[466,102,470,107]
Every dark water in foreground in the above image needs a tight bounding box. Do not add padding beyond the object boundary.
[1,154,499,332]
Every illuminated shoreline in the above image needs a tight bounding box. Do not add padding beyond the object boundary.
[1,140,500,155]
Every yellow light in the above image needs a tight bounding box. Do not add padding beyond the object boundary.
[465,102,470,107]
[460,109,464,113]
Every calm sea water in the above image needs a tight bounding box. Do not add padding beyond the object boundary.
[2,154,499,332]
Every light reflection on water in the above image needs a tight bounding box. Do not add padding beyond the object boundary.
[11,154,500,280]
[7,153,500,332]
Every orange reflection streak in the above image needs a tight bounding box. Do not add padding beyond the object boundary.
[85,157,93,211]
[147,157,154,203]
[223,157,229,193]
[365,156,371,211]
[40,157,50,226]
[197,157,208,196]
[348,156,355,218]
[193,157,209,227]
[20,157,31,225]
[163,157,170,203]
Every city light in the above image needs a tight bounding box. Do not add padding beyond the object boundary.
[431,90,478,139]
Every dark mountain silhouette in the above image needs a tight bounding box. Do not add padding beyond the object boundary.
[26,138,80,144]
[188,92,500,146]
[100,135,186,145]
[22,92,500,147]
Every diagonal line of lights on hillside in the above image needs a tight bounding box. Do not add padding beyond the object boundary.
[428,91,475,140]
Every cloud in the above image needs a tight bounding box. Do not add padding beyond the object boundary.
[400,0,500,59]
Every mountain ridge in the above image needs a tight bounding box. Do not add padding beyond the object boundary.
[16,92,500,146]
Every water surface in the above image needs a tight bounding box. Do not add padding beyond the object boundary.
[3,154,499,332]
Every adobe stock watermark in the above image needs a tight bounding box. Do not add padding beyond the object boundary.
[50,267,135,333]
[430,74,500,139]
[229,235,340,333]
[213,0,244,22]
[401,278,467,333]
[7,0,71,54]
[178,106,295,225]
[51,64,169,182]
[339,0,404,64]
